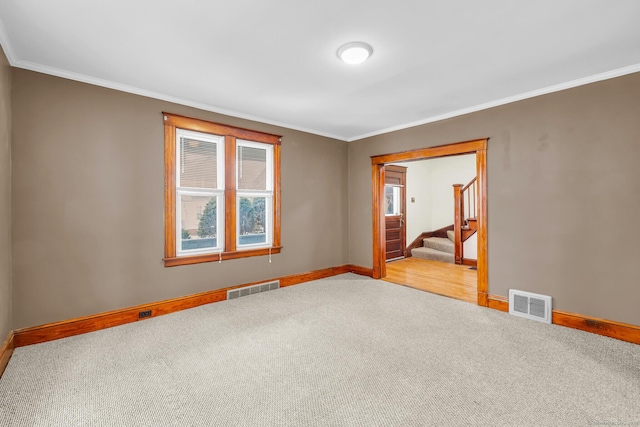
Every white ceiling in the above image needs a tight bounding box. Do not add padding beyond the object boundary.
[1,0,639,141]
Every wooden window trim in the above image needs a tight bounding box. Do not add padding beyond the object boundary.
[163,112,282,267]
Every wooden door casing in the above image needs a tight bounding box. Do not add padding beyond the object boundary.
[370,138,488,307]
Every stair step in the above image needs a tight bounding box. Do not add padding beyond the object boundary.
[423,237,454,254]
[464,218,477,229]
[446,230,454,242]
[411,247,454,263]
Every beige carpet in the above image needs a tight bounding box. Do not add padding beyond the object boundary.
[0,274,638,426]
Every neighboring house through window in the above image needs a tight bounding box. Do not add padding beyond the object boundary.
[163,112,281,267]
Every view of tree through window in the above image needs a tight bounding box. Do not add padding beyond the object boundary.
[180,194,219,251]
[239,197,266,245]
[198,198,217,238]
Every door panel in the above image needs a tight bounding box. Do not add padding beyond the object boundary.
[384,165,406,261]
[386,229,401,241]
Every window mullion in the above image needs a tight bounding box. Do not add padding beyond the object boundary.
[272,143,281,248]
[225,135,237,253]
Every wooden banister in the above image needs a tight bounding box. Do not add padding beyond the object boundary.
[453,184,464,264]
[461,177,476,192]
[453,177,477,265]
[462,177,476,221]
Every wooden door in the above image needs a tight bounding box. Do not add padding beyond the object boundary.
[384,165,406,261]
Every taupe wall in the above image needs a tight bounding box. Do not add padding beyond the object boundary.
[349,72,640,326]
[0,46,11,339]
[7,65,640,330]
[11,69,348,329]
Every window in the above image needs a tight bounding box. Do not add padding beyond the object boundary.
[384,185,400,216]
[236,141,273,248]
[163,113,281,267]
[176,129,224,255]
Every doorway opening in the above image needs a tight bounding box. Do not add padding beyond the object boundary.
[371,139,488,307]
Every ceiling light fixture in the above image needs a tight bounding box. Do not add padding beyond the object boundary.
[337,42,373,65]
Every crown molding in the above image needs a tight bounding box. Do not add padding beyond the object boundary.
[2,26,639,144]
[348,63,640,142]
[10,58,349,142]
[0,18,16,64]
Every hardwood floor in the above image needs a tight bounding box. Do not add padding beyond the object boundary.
[383,258,478,304]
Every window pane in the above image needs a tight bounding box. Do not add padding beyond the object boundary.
[238,145,267,190]
[238,196,267,246]
[385,186,400,216]
[180,137,218,189]
[180,194,219,251]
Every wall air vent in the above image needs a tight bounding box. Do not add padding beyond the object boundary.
[508,289,552,324]
[227,280,280,300]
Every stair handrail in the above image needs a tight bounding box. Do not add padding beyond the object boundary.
[453,177,477,264]
[461,177,477,222]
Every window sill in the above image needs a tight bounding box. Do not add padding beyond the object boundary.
[163,246,282,267]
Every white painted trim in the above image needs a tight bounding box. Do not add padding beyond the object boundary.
[348,63,640,142]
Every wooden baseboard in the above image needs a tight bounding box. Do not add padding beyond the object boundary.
[0,331,14,378]
[348,264,374,277]
[279,265,350,287]
[487,295,640,345]
[487,294,508,312]
[552,310,640,345]
[14,264,360,348]
[462,258,477,267]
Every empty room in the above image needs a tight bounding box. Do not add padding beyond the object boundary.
[0,1,639,426]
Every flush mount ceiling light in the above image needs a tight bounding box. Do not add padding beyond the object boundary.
[337,42,373,65]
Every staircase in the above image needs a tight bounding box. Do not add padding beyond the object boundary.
[411,230,455,263]
[406,176,478,265]
[462,218,477,241]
